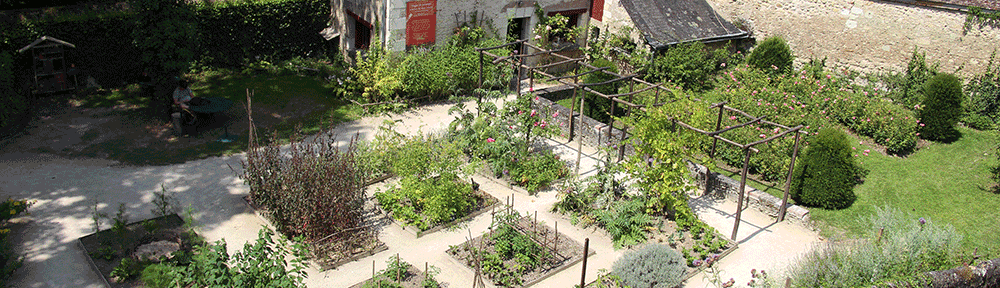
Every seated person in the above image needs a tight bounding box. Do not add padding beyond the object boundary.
[173,80,197,124]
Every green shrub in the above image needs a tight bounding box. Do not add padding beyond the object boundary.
[583,58,622,123]
[788,206,961,287]
[963,114,995,131]
[139,263,175,288]
[919,73,964,141]
[643,41,729,91]
[167,228,308,287]
[612,244,687,288]
[898,49,939,108]
[790,128,863,210]
[966,50,1000,125]
[595,198,654,249]
[376,173,475,231]
[747,36,793,75]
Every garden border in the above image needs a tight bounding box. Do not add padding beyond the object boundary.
[445,216,596,288]
[77,214,186,288]
[681,231,740,281]
[242,196,389,271]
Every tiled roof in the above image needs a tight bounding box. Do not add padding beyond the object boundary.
[620,0,748,49]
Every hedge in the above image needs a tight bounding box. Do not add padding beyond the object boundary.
[0,0,330,89]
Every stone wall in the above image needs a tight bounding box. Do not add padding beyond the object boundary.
[685,160,812,226]
[705,0,1000,78]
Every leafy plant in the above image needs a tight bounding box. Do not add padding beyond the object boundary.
[966,49,1000,124]
[919,73,964,142]
[595,198,654,249]
[612,244,687,288]
[160,227,308,287]
[747,36,793,75]
[883,49,939,109]
[790,128,864,210]
[643,41,731,91]
[111,257,142,281]
[152,184,177,217]
[0,198,30,285]
[139,263,175,288]
[110,203,130,252]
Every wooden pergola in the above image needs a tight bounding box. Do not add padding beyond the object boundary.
[475,40,806,239]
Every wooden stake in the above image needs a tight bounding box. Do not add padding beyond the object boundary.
[580,238,589,288]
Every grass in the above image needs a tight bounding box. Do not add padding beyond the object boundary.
[804,127,1000,259]
[71,71,360,166]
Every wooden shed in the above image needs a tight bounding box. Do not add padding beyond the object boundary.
[18,36,79,94]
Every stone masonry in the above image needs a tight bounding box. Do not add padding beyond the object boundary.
[705,0,1000,78]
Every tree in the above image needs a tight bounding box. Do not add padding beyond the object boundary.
[747,36,793,75]
[791,128,864,210]
[130,0,198,120]
[919,73,964,142]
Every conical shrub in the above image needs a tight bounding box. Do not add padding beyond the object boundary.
[919,73,964,142]
[791,128,864,210]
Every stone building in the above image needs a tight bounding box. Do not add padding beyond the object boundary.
[324,0,602,61]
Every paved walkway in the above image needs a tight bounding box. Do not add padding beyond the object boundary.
[0,90,822,288]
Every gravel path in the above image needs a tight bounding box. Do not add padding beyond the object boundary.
[0,87,822,287]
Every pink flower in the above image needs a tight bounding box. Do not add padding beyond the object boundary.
[721,62,726,67]
[518,110,524,115]
[759,134,766,138]
[530,110,537,117]
[552,111,559,118]
[919,123,925,127]
[729,116,737,120]
[539,122,547,128]
[487,138,495,143]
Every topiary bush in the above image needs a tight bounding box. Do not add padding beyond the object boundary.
[747,36,793,75]
[919,73,964,142]
[612,244,687,288]
[790,128,864,210]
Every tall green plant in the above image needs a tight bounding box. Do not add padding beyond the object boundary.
[622,93,710,228]
[966,49,1000,126]
[919,73,964,142]
[584,58,620,123]
[158,228,308,287]
[747,36,793,75]
[790,128,864,210]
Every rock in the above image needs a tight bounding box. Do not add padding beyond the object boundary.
[133,240,180,262]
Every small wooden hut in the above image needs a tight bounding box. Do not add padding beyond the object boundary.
[18,36,79,94]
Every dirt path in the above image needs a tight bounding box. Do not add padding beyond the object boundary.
[0,87,822,287]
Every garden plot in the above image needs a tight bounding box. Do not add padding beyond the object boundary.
[447,209,590,287]
[243,195,387,270]
[78,213,195,288]
[375,179,500,237]
[349,255,445,288]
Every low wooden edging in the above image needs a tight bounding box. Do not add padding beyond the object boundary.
[77,214,185,288]
[242,197,388,271]
[77,240,113,288]
[522,249,597,287]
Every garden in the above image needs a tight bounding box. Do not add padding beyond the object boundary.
[2,0,999,286]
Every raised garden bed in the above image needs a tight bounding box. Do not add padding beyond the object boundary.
[349,256,445,288]
[447,211,592,287]
[243,196,387,270]
[376,178,500,237]
[78,214,195,288]
[646,218,738,280]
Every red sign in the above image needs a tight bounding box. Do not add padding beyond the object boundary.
[591,0,604,21]
[406,0,436,46]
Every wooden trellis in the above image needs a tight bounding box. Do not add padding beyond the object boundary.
[475,40,806,240]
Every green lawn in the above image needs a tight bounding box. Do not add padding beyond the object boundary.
[71,72,359,166]
[805,127,999,258]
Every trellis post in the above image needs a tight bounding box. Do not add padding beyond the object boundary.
[478,51,484,104]
[732,147,753,240]
[779,130,803,221]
